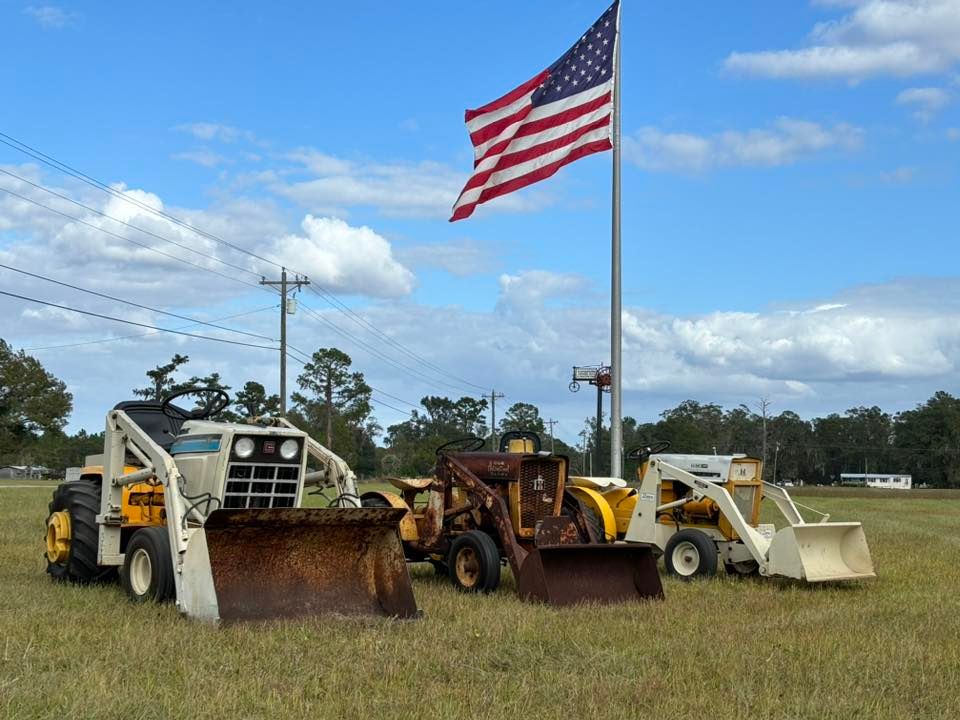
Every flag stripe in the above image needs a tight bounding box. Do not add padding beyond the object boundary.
[462,114,612,195]
[451,138,612,221]
[464,71,548,124]
[475,91,612,165]
[452,126,611,216]
[469,81,611,151]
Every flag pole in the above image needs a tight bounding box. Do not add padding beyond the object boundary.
[610,2,623,478]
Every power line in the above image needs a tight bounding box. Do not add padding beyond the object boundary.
[2,131,488,396]
[0,131,290,273]
[22,305,277,352]
[0,289,278,351]
[0,186,271,295]
[296,299,482,397]
[0,167,262,280]
[0,262,275,342]
[286,347,421,410]
[304,285,488,392]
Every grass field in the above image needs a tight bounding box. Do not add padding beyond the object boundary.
[2,486,958,720]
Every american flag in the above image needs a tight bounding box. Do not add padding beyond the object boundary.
[450,1,619,222]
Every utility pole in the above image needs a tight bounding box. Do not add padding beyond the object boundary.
[545,418,558,454]
[260,267,310,415]
[489,389,505,449]
[755,396,772,480]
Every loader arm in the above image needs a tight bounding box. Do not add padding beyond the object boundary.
[642,460,773,565]
[99,409,197,603]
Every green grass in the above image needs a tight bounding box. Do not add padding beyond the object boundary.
[2,487,958,719]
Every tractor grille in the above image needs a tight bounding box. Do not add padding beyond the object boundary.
[223,463,299,509]
[517,460,562,531]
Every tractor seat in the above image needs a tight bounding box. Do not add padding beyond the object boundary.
[387,477,434,492]
[113,400,190,451]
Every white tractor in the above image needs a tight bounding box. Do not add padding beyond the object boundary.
[569,443,876,582]
[44,388,418,621]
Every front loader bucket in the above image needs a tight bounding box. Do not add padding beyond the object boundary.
[185,507,418,621]
[517,544,664,606]
[766,522,875,582]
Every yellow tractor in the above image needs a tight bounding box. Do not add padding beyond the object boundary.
[362,432,664,605]
[567,442,875,582]
[44,388,418,621]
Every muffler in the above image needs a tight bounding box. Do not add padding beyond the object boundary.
[180,507,419,621]
[765,522,875,582]
[517,544,664,606]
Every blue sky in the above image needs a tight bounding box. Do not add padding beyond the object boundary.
[1,1,958,441]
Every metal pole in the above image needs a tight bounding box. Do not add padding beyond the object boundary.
[609,3,623,478]
[490,389,504,449]
[280,267,287,415]
[595,380,603,476]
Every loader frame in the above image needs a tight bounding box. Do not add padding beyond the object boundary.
[624,458,875,581]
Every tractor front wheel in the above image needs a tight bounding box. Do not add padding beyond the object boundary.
[448,530,500,593]
[664,529,718,580]
[121,527,174,602]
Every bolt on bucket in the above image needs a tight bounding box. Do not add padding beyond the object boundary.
[765,522,875,582]
[191,507,419,621]
[517,544,664,606]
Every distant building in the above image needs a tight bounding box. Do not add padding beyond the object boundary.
[0,465,50,480]
[840,473,912,490]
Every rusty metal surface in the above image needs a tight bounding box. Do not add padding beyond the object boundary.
[203,508,419,620]
[439,454,529,577]
[517,544,664,606]
[534,516,582,546]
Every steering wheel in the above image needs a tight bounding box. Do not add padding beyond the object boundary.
[436,436,486,455]
[626,440,671,461]
[160,387,231,420]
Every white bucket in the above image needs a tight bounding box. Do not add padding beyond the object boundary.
[766,522,875,582]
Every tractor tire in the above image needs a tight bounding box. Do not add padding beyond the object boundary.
[121,526,175,603]
[725,560,760,577]
[448,530,501,593]
[45,481,115,583]
[360,494,391,508]
[664,529,718,580]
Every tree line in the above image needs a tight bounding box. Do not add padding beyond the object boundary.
[2,338,958,486]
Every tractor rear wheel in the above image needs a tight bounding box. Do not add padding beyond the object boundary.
[45,480,115,583]
[664,529,718,580]
[121,526,174,602]
[448,530,500,593]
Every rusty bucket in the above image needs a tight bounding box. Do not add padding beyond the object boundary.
[516,544,664,606]
[197,507,418,621]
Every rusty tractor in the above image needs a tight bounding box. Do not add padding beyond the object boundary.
[361,432,664,606]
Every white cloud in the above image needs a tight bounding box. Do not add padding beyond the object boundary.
[896,86,951,120]
[23,5,74,29]
[879,166,915,183]
[266,215,415,298]
[0,164,412,304]
[171,149,230,168]
[275,148,552,219]
[947,127,960,140]
[173,122,256,144]
[624,117,863,172]
[724,0,960,81]
[397,239,498,277]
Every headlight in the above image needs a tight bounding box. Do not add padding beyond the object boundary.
[280,439,299,460]
[234,437,255,458]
